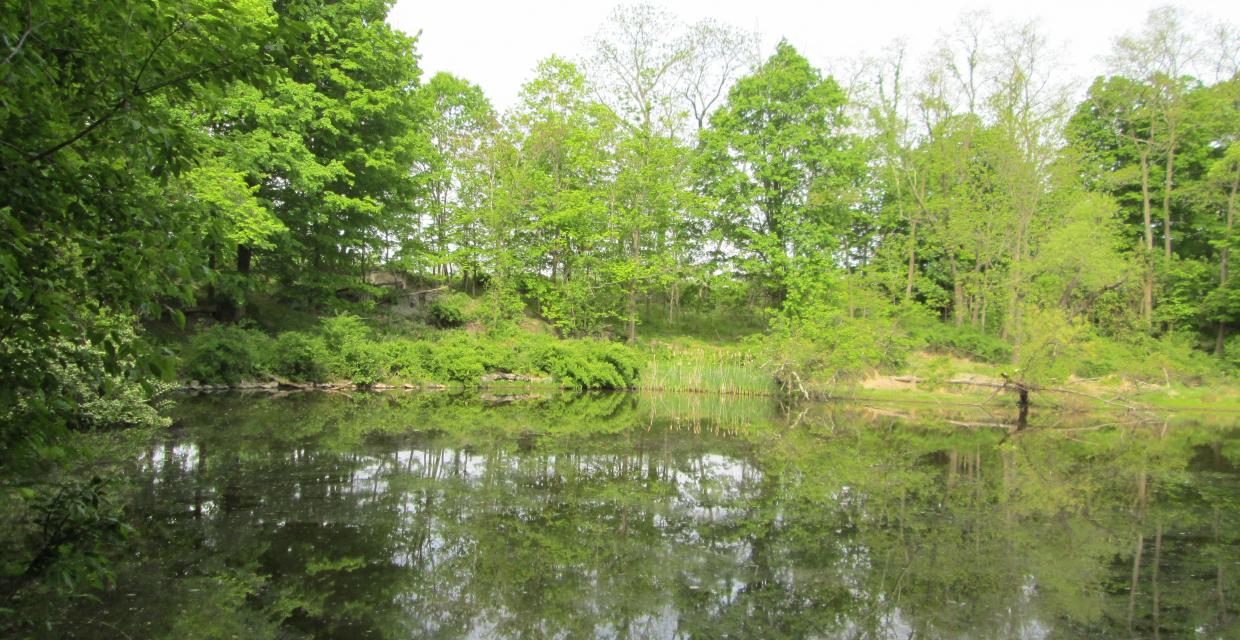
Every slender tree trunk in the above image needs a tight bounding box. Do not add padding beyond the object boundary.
[1152,522,1163,639]
[1128,531,1145,634]
[905,218,917,301]
[950,255,963,327]
[237,244,252,276]
[1008,211,1030,364]
[1162,133,1176,260]
[206,249,217,311]
[668,279,679,324]
[627,227,639,344]
[1140,144,1155,324]
[1217,171,1238,356]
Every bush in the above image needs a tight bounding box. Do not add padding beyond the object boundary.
[182,325,271,385]
[427,293,471,328]
[319,314,371,351]
[532,340,640,390]
[314,314,389,385]
[1077,332,1214,384]
[337,341,386,386]
[763,301,913,390]
[182,314,646,390]
[382,340,434,382]
[428,341,486,385]
[41,314,172,431]
[270,332,329,383]
[900,306,1011,363]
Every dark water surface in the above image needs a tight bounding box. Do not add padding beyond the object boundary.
[53,392,1240,638]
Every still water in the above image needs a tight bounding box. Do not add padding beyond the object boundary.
[56,392,1240,638]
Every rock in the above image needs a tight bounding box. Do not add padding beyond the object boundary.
[482,372,532,383]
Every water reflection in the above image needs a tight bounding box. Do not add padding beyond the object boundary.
[56,392,1240,638]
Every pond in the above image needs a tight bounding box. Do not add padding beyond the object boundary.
[43,392,1240,638]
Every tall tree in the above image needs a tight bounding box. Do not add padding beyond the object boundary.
[410,72,497,288]
[258,0,428,300]
[0,0,274,467]
[697,40,862,305]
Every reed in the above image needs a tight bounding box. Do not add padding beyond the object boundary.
[637,340,773,396]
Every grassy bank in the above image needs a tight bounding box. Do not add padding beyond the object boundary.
[178,315,640,391]
[167,293,1240,414]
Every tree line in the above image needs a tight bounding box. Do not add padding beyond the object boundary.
[3,1,1240,463]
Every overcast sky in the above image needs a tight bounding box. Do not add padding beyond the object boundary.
[387,0,1240,111]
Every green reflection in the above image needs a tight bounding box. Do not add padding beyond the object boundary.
[41,393,1240,638]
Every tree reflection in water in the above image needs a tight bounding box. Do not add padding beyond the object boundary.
[47,392,1240,639]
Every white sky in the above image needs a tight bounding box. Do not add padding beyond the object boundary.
[388,1,1240,111]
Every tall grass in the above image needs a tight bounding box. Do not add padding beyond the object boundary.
[638,340,772,396]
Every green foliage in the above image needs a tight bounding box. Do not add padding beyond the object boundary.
[318,314,371,349]
[1076,332,1216,384]
[182,325,272,385]
[428,340,487,385]
[337,341,387,387]
[1011,306,1090,386]
[1,476,133,614]
[269,332,329,383]
[696,40,861,300]
[472,285,527,331]
[182,313,644,390]
[763,309,912,390]
[5,3,1240,622]
[900,307,1012,363]
[427,292,471,328]
[641,339,771,395]
[531,340,641,390]
[382,341,436,383]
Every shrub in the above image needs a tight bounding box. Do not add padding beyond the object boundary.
[45,315,172,431]
[472,285,525,330]
[427,293,471,328]
[929,325,1011,364]
[382,340,434,382]
[319,314,371,351]
[270,332,329,383]
[1083,332,1213,384]
[763,302,913,390]
[532,340,640,390]
[900,306,1011,363]
[314,314,387,385]
[337,341,385,386]
[182,325,271,385]
[429,341,485,385]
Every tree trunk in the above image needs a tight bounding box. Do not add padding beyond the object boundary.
[950,255,963,327]
[1140,144,1155,324]
[905,218,917,301]
[668,279,679,324]
[237,244,252,276]
[1162,131,1176,260]
[1217,171,1238,356]
[627,227,639,345]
